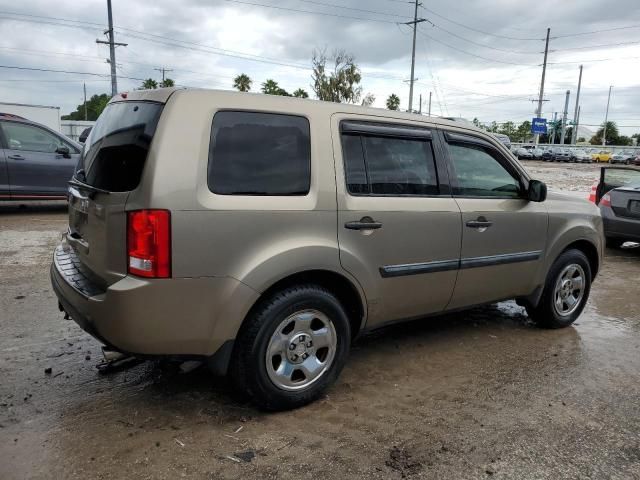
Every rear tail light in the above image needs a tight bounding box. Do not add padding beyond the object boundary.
[127,210,171,278]
[588,180,599,203]
[600,193,611,207]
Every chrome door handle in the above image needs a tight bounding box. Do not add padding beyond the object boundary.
[8,154,24,160]
[345,216,382,230]
[466,216,493,231]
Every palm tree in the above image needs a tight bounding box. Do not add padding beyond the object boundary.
[293,88,309,98]
[386,94,400,111]
[233,74,252,92]
[160,78,175,88]
[141,78,158,90]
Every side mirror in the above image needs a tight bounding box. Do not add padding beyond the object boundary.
[528,179,547,202]
[56,145,71,158]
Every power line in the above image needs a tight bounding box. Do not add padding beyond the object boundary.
[0,64,146,82]
[218,0,401,24]
[288,0,409,18]
[552,40,640,52]
[419,6,544,41]
[417,30,539,66]
[553,24,640,38]
[429,23,541,55]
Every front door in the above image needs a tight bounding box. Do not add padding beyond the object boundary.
[442,132,548,309]
[332,115,462,327]
[0,121,79,198]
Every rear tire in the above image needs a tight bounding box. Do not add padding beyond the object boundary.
[526,249,591,329]
[229,285,351,410]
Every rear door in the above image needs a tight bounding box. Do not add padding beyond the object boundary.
[67,100,164,286]
[0,121,79,198]
[333,116,462,327]
[442,131,548,309]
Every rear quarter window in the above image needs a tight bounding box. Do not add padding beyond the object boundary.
[208,111,311,195]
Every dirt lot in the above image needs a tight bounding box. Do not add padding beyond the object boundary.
[1,162,639,479]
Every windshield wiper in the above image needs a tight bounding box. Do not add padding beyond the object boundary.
[68,178,111,195]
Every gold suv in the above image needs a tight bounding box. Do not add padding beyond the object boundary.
[51,88,603,410]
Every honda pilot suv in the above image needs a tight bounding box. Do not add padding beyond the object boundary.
[51,88,604,410]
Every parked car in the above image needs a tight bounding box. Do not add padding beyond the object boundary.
[570,149,592,163]
[592,150,612,163]
[541,148,555,161]
[590,166,640,247]
[634,152,640,166]
[492,133,511,150]
[515,147,533,160]
[553,148,572,162]
[531,148,545,160]
[0,112,81,200]
[78,126,92,144]
[51,88,604,410]
[610,151,635,165]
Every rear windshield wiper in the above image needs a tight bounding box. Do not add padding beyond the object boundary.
[69,178,111,195]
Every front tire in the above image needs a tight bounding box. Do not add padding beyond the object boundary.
[526,249,591,329]
[229,285,351,410]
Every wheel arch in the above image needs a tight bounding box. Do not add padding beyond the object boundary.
[561,239,600,279]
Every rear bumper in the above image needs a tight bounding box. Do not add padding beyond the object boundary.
[50,243,259,357]
[601,207,640,241]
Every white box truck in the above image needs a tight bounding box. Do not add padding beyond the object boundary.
[0,102,61,132]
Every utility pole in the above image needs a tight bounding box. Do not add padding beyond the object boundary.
[560,90,570,145]
[96,0,127,96]
[154,67,173,85]
[405,0,425,113]
[551,112,557,144]
[535,27,551,145]
[602,85,613,146]
[571,65,583,144]
[427,91,432,117]
[418,93,422,114]
[575,105,581,142]
[83,82,87,121]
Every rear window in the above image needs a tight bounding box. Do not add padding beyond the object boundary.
[77,101,163,192]
[208,111,311,195]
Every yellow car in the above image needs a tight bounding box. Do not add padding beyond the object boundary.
[592,150,612,162]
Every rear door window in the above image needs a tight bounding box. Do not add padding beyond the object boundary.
[77,101,163,192]
[340,127,439,196]
[208,111,311,195]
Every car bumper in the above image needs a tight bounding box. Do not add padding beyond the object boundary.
[600,207,640,242]
[50,243,259,357]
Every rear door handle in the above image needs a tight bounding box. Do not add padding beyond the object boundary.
[345,216,383,230]
[8,154,24,160]
[466,217,493,230]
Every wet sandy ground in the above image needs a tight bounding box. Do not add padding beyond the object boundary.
[1,180,640,479]
[521,160,602,194]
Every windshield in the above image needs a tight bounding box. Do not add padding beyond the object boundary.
[76,101,163,192]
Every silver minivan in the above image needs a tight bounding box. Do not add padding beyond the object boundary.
[52,88,603,409]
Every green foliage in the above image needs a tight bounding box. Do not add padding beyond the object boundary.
[361,93,375,107]
[140,78,158,90]
[233,74,252,92]
[261,79,290,96]
[160,78,175,88]
[515,121,531,141]
[293,88,309,98]
[386,94,400,111]
[311,48,362,103]
[590,121,620,145]
[61,93,110,121]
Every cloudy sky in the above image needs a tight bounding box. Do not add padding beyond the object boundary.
[1,0,639,135]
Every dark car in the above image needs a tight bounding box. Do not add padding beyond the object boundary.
[570,149,592,163]
[78,126,92,144]
[553,148,571,162]
[0,113,81,200]
[541,148,555,161]
[591,166,640,247]
[514,147,533,160]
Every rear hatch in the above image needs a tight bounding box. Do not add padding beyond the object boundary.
[67,99,164,287]
[610,185,640,219]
